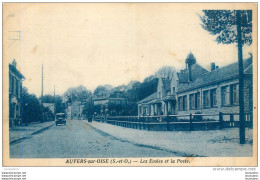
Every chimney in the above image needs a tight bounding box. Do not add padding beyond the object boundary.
[12,59,17,68]
[211,62,216,71]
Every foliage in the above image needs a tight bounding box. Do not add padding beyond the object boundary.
[82,99,94,118]
[126,81,141,102]
[93,85,111,98]
[200,10,252,45]
[154,66,176,79]
[21,87,54,124]
[64,85,92,104]
[41,95,65,113]
[138,78,159,101]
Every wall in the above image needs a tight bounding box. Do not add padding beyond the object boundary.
[176,77,252,121]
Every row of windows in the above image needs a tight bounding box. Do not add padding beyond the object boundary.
[178,83,239,111]
[109,100,126,105]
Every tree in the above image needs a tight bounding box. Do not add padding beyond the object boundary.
[82,98,94,120]
[64,85,92,104]
[200,10,252,144]
[93,85,112,98]
[154,66,176,79]
[21,87,46,124]
[139,78,159,100]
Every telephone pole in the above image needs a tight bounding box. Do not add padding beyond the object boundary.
[41,64,44,99]
[236,10,245,144]
[41,64,44,122]
[54,85,56,115]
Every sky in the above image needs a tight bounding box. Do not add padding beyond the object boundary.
[4,3,253,97]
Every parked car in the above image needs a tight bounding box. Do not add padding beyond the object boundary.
[55,113,66,126]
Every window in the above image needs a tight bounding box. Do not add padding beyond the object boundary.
[172,87,175,93]
[178,95,187,111]
[13,78,16,96]
[18,81,21,98]
[222,86,230,106]
[178,97,183,111]
[16,79,18,96]
[203,90,210,107]
[189,94,195,110]
[9,103,14,118]
[231,84,239,105]
[183,95,187,111]
[195,92,200,109]
[9,74,12,93]
[210,89,217,107]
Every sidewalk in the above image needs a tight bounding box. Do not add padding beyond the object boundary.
[9,121,54,144]
[85,121,253,157]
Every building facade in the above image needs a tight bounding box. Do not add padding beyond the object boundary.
[93,91,127,116]
[9,59,25,127]
[66,101,81,120]
[138,53,253,121]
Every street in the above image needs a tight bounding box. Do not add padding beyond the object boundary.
[10,120,178,158]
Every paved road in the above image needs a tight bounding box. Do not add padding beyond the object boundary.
[10,120,178,158]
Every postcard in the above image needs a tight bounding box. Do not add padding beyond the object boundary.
[3,3,257,166]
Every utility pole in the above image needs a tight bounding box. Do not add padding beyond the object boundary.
[41,64,44,122]
[54,85,56,115]
[236,10,245,144]
[41,64,43,99]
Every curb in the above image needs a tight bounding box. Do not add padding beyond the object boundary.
[84,121,203,157]
[10,123,54,145]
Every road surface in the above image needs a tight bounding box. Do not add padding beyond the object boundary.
[10,120,178,158]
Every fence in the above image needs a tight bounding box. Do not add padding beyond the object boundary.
[94,112,253,131]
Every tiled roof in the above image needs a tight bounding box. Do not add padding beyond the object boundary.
[148,98,162,104]
[244,64,252,74]
[162,95,176,101]
[138,92,157,104]
[177,70,189,83]
[9,64,25,79]
[178,57,252,93]
[177,63,208,83]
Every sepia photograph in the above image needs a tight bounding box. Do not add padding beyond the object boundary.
[2,3,257,167]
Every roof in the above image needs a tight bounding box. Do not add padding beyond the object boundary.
[162,78,171,91]
[93,97,108,101]
[178,57,252,93]
[9,64,25,79]
[162,95,176,101]
[148,98,162,104]
[138,92,157,104]
[109,91,127,98]
[244,64,252,74]
[177,63,208,83]
[177,70,189,83]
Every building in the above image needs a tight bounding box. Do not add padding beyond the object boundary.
[93,91,127,116]
[66,101,81,120]
[9,59,25,127]
[138,53,253,121]
[78,102,86,120]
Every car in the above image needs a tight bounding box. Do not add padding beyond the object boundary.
[55,113,66,126]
